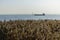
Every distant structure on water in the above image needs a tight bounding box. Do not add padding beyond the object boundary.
[34,13,45,16]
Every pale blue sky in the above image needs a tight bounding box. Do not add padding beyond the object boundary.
[0,0,60,14]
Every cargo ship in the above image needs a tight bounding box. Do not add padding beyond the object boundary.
[34,13,45,16]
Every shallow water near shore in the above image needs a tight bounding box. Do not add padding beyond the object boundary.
[0,14,60,21]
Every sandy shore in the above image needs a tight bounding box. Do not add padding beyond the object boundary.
[0,20,60,40]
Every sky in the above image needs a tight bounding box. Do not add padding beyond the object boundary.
[0,0,60,14]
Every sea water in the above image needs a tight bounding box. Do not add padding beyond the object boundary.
[0,14,60,21]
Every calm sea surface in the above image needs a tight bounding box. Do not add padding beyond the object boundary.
[0,14,60,21]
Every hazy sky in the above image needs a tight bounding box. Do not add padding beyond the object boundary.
[0,0,60,14]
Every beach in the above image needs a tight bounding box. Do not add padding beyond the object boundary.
[0,20,60,40]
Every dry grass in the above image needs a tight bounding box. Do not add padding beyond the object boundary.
[0,20,60,40]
